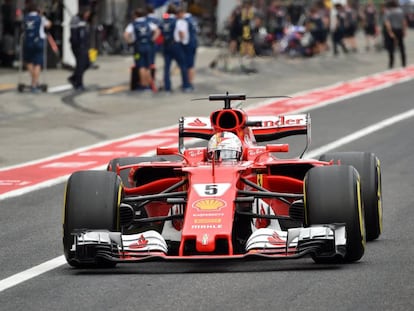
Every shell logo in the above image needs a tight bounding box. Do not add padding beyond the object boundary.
[193,198,226,210]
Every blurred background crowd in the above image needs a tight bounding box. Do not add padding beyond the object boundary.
[0,0,413,68]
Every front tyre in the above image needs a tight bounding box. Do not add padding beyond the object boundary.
[304,165,365,263]
[63,170,122,268]
[319,152,382,241]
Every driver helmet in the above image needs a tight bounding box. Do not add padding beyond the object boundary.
[207,132,243,161]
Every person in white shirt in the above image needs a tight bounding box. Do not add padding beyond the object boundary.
[173,7,192,91]
[174,10,189,45]
[183,11,198,87]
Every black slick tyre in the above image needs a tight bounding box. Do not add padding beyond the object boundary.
[63,170,122,268]
[304,165,366,263]
[319,152,382,241]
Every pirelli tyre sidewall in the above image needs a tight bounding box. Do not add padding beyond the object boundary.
[63,170,122,267]
[319,152,382,241]
[304,165,366,263]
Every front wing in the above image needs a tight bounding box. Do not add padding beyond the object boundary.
[69,225,346,264]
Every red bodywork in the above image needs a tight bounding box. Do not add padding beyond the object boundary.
[110,98,329,258]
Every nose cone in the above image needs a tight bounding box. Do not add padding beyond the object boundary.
[196,233,216,252]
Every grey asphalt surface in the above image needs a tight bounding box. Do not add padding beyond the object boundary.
[1,63,414,311]
[0,31,413,167]
[1,31,414,310]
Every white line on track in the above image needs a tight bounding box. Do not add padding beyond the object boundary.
[305,108,414,159]
[1,107,414,293]
[47,84,73,93]
[0,256,66,292]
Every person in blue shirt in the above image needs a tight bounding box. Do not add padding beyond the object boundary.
[159,4,191,92]
[124,7,160,91]
[146,4,162,91]
[23,2,51,93]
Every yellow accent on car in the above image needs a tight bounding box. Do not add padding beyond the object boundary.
[257,174,263,187]
[116,183,123,230]
[356,178,366,248]
[377,159,383,234]
[194,199,225,210]
[303,179,308,225]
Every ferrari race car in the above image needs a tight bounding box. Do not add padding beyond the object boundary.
[63,93,383,268]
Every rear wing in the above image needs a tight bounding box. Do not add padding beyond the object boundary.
[179,113,311,157]
[180,114,310,142]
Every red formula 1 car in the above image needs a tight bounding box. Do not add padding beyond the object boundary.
[63,93,382,268]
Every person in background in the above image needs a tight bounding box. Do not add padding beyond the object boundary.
[146,4,161,91]
[1,0,17,67]
[266,0,287,55]
[159,4,190,93]
[305,5,325,55]
[379,1,387,51]
[287,0,305,26]
[343,1,358,52]
[68,7,91,91]
[124,7,160,91]
[174,6,192,92]
[228,4,242,55]
[240,0,256,58]
[315,0,330,54]
[332,3,348,56]
[361,0,379,51]
[159,4,177,92]
[23,2,51,93]
[383,0,407,68]
[184,8,198,89]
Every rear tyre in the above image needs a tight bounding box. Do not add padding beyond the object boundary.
[319,152,382,241]
[63,170,122,268]
[304,165,365,263]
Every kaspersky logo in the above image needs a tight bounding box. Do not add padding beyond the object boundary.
[193,198,226,211]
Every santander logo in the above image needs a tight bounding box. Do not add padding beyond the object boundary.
[261,115,306,128]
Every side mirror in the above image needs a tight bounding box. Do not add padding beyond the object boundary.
[266,144,289,153]
[157,146,179,155]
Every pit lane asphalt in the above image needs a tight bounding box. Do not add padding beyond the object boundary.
[1,32,414,310]
[1,80,414,311]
